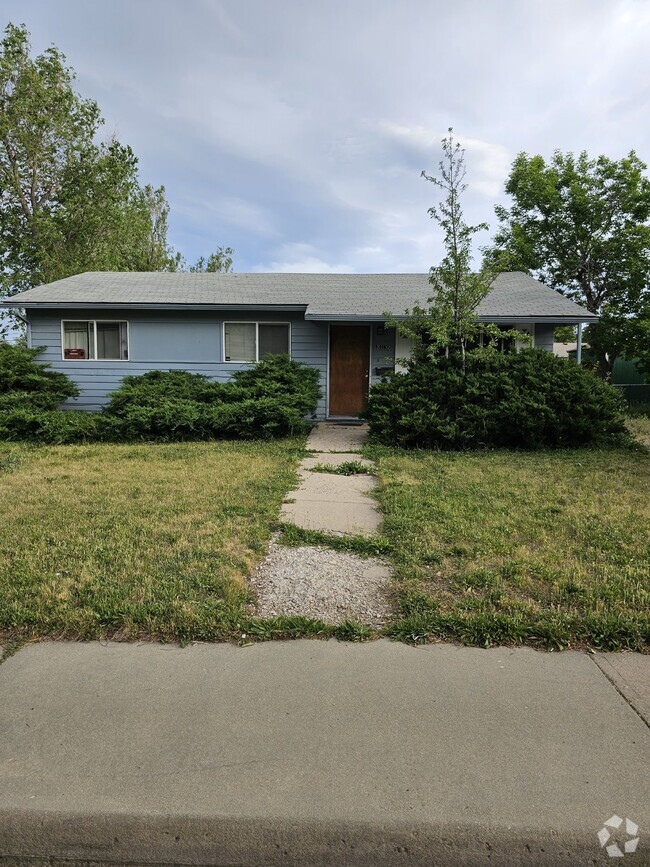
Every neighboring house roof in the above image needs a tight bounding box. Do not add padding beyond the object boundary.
[0,270,598,322]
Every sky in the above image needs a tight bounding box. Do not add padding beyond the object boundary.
[3,0,650,273]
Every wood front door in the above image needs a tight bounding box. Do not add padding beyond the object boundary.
[328,325,370,416]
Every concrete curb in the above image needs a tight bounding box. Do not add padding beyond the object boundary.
[0,810,602,866]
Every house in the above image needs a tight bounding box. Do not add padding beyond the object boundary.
[1,271,597,419]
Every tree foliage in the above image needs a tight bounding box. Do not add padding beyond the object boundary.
[391,130,507,369]
[484,149,650,376]
[0,25,171,299]
[170,245,234,273]
[0,23,234,337]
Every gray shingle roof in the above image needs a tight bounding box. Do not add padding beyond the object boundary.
[0,271,597,321]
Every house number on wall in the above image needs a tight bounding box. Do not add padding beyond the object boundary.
[375,343,392,351]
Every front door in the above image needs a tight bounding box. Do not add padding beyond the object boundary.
[328,325,370,416]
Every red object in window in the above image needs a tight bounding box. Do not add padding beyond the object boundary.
[64,348,87,359]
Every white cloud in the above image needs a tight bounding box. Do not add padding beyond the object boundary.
[7,0,650,273]
[253,243,352,273]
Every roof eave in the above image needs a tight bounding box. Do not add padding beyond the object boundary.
[0,301,308,312]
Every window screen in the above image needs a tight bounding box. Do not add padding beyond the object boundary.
[259,324,290,358]
[96,322,128,359]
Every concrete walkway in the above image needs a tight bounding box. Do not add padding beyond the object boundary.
[254,423,391,623]
[281,423,381,537]
[0,640,648,865]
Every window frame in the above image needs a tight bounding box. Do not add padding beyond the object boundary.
[61,319,130,362]
[222,321,291,363]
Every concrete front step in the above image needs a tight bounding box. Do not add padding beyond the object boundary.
[306,423,369,453]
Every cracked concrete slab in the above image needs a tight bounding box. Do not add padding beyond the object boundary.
[593,652,650,725]
[281,424,382,536]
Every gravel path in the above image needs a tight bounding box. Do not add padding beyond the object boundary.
[251,539,391,626]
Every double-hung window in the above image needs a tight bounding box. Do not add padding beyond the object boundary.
[223,322,290,362]
[62,321,129,360]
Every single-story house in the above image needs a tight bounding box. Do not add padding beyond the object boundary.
[1,271,597,419]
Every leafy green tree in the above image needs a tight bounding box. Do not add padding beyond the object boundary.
[484,149,650,376]
[191,247,234,273]
[391,129,507,370]
[618,300,650,380]
[0,23,173,334]
[170,245,234,273]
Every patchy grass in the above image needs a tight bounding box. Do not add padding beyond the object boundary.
[278,522,392,558]
[627,412,650,447]
[0,439,316,643]
[366,445,650,651]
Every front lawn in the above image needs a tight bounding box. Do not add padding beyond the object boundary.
[2,434,648,652]
[369,446,650,651]
[0,440,305,643]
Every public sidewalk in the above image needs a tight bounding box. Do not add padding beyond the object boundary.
[0,639,648,865]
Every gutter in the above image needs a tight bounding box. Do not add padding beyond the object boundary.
[304,313,600,324]
[0,300,599,324]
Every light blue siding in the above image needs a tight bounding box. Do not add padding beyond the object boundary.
[131,320,221,362]
[27,309,564,420]
[29,309,329,417]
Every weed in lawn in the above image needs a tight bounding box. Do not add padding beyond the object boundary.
[333,620,376,641]
[310,460,372,476]
[0,451,21,473]
[241,615,331,641]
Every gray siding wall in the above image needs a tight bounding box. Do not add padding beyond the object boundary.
[29,309,329,417]
[534,324,555,352]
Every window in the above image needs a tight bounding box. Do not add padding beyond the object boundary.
[223,322,290,362]
[63,321,128,360]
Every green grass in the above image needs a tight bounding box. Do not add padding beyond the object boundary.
[0,439,315,643]
[366,443,650,651]
[278,522,392,558]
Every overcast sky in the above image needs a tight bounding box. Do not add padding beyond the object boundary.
[5,0,650,272]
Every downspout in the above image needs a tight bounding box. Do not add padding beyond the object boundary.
[576,323,583,365]
[10,310,30,347]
